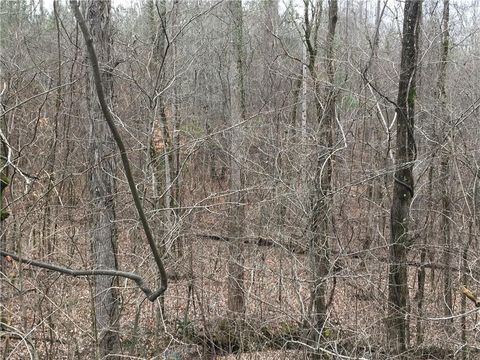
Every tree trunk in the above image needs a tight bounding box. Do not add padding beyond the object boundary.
[437,0,453,326]
[304,0,337,349]
[145,0,170,338]
[0,79,8,273]
[227,0,246,316]
[362,0,386,254]
[42,1,62,255]
[300,37,308,191]
[387,0,421,355]
[171,1,183,257]
[0,74,10,352]
[85,0,121,357]
[147,0,174,235]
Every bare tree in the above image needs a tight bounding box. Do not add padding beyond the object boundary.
[303,0,338,350]
[227,0,247,316]
[84,0,121,357]
[437,0,453,326]
[3,0,480,358]
[0,81,8,272]
[0,79,9,339]
[387,0,421,355]
[147,0,175,234]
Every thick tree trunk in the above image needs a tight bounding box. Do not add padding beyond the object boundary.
[387,0,421,355]
[85,0,121,357]
[227,0,246,316]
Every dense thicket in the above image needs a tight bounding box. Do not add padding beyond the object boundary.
[1,0,480,359]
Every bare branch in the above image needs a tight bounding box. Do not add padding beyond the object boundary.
[0,251,159,301]
[69,0,167,300]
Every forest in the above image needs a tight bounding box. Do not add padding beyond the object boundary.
[1,0,480,359]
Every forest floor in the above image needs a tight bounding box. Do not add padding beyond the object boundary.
[129,233,480,359]
[2,229,479,359]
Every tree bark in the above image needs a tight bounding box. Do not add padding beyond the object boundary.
[304,0,337,349]
[84,0,121,357]
[171,0,183,257]
[41,0,62,256]
[0,76,10,353]
[70,0,168,300]
[387,0,421,355]
[0,79,8,275]
[147,0,174,234]
[227,0,247,316]
[437,0,453,326]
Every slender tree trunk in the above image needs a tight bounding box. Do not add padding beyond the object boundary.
[363,0,386,253]
[145,0,170,338]
[147,0,173,232]
[227,0,246,316]
[0,73,10,357]
[85,1,121,357]
[415,150,435,346]
[387,0,421,355]
[171,0,183,257]
[415,246,426,345]
[260,0,282,237]
[300,33,308,190]
[305,0,337,349]
[0,79,8,272]
[42,1,62,255]
[461,220,473,360]
[437,0,453,326]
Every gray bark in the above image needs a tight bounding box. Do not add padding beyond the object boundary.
[437,0,453,325]
[227,0,246,316]
[147,0,174,248]
[0,76,9,330]
[85,0,121,357]
[171,1,182,257]
[303,0,337,349]
[387,0,421,355]
[41,0,62,256]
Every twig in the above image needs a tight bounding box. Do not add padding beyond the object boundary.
[0,321,38,360]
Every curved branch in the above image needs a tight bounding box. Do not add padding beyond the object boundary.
[69,0,167,299]
[1,251,159,301]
